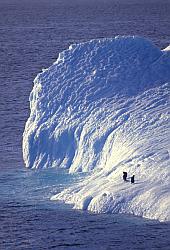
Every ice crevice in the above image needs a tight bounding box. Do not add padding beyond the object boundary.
[23,36,170,221]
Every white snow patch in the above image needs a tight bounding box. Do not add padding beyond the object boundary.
[163,45,170,51]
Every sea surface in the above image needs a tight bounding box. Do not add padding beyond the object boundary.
[1,168,170,250]
[0,0,170,249]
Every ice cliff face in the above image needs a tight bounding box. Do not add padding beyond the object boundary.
[23,36,170,221]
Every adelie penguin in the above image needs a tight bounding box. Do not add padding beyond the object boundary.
[123,172,127,181]
[131,175,135,184]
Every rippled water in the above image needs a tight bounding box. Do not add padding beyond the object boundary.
[0,0,170,249]
[1,168,170,250]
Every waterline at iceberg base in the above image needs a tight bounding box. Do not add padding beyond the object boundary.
[23,36,170,222]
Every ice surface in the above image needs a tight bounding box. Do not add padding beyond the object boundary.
[23,36,170,221]
[163,45,170,51]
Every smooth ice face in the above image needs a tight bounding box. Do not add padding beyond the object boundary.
[23,36,170,221]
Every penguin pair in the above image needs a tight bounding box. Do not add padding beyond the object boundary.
[123,172,135,183]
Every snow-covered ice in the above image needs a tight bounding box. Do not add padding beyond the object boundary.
[163,45,170,51]
[23,36,170,221]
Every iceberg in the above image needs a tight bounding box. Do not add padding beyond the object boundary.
[23,36,170,221]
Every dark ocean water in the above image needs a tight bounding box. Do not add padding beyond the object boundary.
[0,0,170,249]
[1,168,170,250]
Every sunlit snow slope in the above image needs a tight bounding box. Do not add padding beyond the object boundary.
[23,36,170,221]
